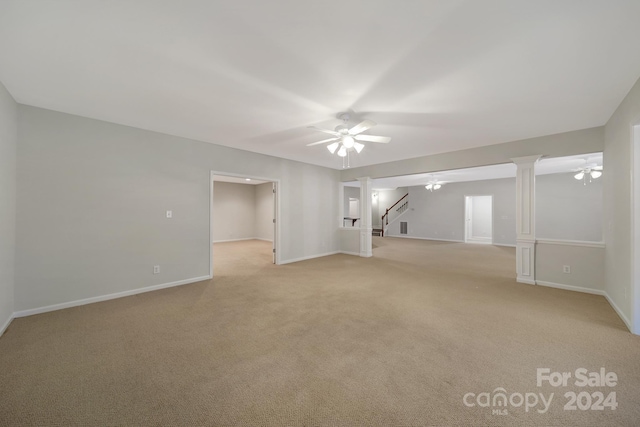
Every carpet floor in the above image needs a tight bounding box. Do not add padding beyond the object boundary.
[0,237,638,426]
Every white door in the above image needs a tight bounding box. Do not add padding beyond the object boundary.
[465,195,493,244]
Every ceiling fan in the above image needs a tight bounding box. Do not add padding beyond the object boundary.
[306,113,391,167]
[425,175,446,191]
[572,163,603,184]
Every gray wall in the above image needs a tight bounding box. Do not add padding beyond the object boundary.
[15,106,340,311]
[374,187,408,228]
[536,172,603,242]
[604,75,640,328]
[341,127,604,182]
[0,81,16,331]
[386,178,516,246]
[255,182,274,241]
[213,182,257,242]
[536,244,604,292]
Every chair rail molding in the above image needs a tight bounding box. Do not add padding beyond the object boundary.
[512,155,542,284]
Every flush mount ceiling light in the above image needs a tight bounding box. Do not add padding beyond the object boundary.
[573,165,603,185]
[306,113,391,168]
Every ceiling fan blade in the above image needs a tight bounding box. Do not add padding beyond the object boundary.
[306,137,339,147]
[348,120,376,135]
[307,126,340,137]
[354,134,391,143]
[593,165,603,170]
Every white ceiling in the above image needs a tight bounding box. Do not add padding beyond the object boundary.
[345,153,603,189]
[1,1,639,170]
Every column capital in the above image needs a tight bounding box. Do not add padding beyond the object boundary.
[511,155,543,165]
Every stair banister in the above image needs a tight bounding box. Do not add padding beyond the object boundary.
[380,193,409,237]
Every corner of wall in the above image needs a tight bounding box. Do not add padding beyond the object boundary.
[0,79,17,337]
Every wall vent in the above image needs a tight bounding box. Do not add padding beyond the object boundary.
[400,222,408,235]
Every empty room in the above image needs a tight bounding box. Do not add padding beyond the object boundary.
[1,1,640,426]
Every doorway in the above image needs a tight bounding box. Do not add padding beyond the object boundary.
[210,172,279,277]
[464,195,493,244]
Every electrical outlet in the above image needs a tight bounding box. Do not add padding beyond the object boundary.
[153,265,160,274]
[562,265,571,274]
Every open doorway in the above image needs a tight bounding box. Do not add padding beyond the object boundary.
[464,195,493,244]
[210,172,279,277]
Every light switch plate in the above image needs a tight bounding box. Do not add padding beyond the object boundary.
[166,210,172,218]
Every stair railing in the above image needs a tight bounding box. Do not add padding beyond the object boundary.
[380,193,409,237]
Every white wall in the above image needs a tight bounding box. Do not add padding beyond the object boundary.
[254,182,274,241]
[213,181,256,242]
[603,75,640,330]
[536,172,603,242]
[386,178,516,246]
[15,106,340,312]
[0,81,16,334]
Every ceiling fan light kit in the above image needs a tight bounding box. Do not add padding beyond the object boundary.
[307,112,391,168]
[573,165,603,184]
[425,180,444,191]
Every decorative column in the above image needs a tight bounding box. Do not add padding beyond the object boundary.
[358,177,373,257]
[511,155,542,284]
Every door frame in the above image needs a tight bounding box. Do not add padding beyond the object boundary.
[464,194,494,244]
[631,123,640,334]
[210,171,281,278]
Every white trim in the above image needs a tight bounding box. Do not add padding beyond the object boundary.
[605,292,632,332]
[213,238,256,243]
[536,280,605,296]
[536,239,605,249]
[385,235,464,243]
[631,123,640,334]
[466,238,492,245]
[517,278,536,285]
[493,243,517,248]
[254,238,273,242]
[339,251,360,256]
[13,275,212,318]
[0,313,14,337]
[339,226,362,231]
[279,251,340,265]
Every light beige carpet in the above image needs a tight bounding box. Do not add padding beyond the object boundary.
[0,237,638,426]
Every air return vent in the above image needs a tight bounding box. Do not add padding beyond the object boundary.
[400,222,408,235]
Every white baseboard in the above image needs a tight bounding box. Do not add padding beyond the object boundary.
[517,278,536,285]
[385,235,464,243]
[254,238,273,242]
[603,292,632,332]
[535,280,631,332]
[0,313,14,337]
[13,275,212,318]
[279,251,340,265]
[493,243,517,248]
[536,280,605,296]
[339,251,360,256]
[213,238,255,243]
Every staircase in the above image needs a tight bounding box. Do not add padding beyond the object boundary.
[372,228,383,237]
[380,193,409,237]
